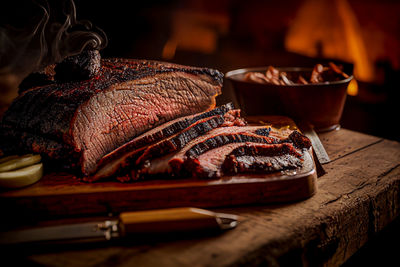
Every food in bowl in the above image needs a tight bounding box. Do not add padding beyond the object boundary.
[243,63,350,86]
[225,63,353,132]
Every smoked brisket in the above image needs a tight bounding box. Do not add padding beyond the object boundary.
[183,132,310,178]
[95,103,235,173]
[222,143,303,174]
[138,126,275,178]
[92,108,243,181]
[0,58,223,175]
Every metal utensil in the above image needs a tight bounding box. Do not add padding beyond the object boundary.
[0,207,239,245]
[297,121,330,177]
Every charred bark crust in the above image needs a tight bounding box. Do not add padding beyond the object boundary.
[55,49,101,81]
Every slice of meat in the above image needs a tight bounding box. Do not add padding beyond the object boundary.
[222,143,303,174]
[224,142,302,159]
[185,142,303,178]
[222,154,303,175]
[281,130,312,149]
[140,126,274,177]
[95,103,235,174]
[138,129,312,179]
[135,115,225,166]
[188,130,310,178]
[91,112,237,182]
[135,103,236,149]
[170,127,274,174]
[183,127,273,159]
[91,104,236,181]
[184,143,252,178]
[0,58,223,175]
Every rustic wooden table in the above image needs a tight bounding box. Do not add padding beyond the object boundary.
[8,128,400,266]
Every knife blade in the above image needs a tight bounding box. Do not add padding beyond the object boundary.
[297,121,330,178]
[0,207,238,245]
[297,122,330,164]
[0,221,114,245]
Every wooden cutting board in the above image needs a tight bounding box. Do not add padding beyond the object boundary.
[0,116,317,219]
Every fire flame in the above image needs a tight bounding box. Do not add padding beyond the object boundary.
[285,0,375,83]
[347,78,358,96]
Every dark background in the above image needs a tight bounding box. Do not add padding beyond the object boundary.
[0,0,399,265]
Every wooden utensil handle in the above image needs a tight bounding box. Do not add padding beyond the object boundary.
[119,207,221,235]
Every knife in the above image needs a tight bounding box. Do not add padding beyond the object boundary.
[0,207,238,245]
[297,121,330,177]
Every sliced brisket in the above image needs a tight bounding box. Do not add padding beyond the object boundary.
[222,143,303,174]
[222,154,303,175]
[185,140,306,178]
[282,130,312,149]
[224,142,302,158]
[184,143,253,178]
[136,116,225,166]
[0,58,223,175]
[139,126,274,178]
[91,104,236,181]
[170,127,274,173]
[183,127,273,159]
[96,103,234,171]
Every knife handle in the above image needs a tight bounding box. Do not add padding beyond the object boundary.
[118,207,234,236]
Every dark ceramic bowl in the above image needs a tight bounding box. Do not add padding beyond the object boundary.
[225,67,353,132]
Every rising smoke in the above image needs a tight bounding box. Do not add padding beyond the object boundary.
[0,0,107,97]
